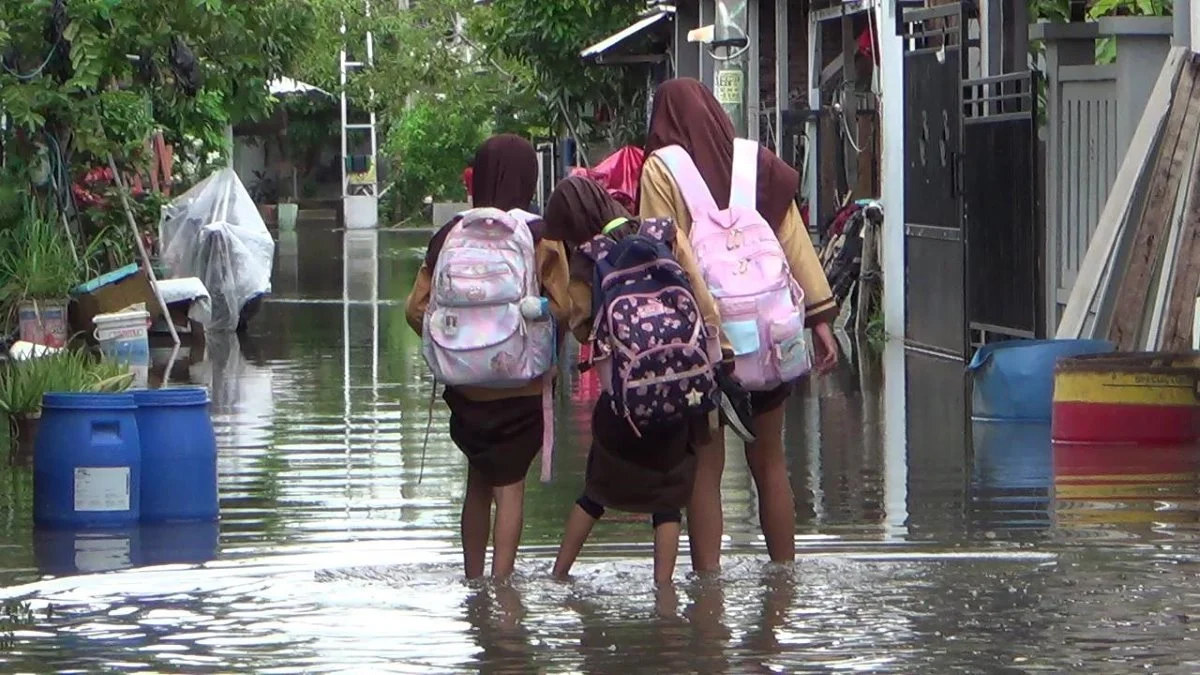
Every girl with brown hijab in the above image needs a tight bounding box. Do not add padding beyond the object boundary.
[405,134,571,580]
[639,78,840,574]
[542,175,718,586]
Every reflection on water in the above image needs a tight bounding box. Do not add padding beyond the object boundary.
[0,224,1198,671]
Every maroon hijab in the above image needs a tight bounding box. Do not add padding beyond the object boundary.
[543,176,632,249]
[643,78,800,230]
[544,175,640,282]
[424,134,539,267]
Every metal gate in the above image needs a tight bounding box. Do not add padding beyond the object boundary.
[901,3,966,358]
[962,72,1042,342]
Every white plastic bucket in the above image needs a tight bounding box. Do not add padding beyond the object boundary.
[93,310,151,389]
[278,203,299,232]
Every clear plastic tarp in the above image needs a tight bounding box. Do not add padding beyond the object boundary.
[159,168,275,332]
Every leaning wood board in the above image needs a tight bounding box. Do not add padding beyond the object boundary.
[1107,60,1200,350]
[1057,47,1187,340]
[1162,71,1200,350]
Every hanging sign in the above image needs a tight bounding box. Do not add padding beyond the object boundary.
[715,69,744,106]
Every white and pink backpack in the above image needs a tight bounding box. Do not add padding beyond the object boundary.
[653,139,811,391]
[422,207,556,479]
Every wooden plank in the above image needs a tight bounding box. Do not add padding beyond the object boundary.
[1161,102,1200,351]
[1144,124,1197,350]
[1057,47,1188,339]
[1106,61,1200,350]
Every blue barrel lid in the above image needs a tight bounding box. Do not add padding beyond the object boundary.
[42,392,137,410]
[133,386,210,407]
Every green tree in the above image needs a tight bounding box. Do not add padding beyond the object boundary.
[0,0,314,164]
[470,0,647,149]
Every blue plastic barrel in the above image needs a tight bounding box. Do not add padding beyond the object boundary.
[140,521,220,566]
[967,339,1115,422]
[971,420,1053,532]
[33,525,141,576]
[34,392,141,528]
[133,387,218,522]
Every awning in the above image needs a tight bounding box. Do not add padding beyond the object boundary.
[580,6,675,64]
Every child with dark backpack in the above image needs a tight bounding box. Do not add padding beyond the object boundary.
[542,176,722,586]
[405,134,571,581]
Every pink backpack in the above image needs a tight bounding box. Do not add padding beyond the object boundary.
[653,139,811,391]
[422,207,556,480]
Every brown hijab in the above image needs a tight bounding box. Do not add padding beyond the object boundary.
[424,134,539,267]
[643,78,800,230]
[543,176,639,282]
[543,176,632,249]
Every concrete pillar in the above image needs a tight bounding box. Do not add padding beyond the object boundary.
[1105,17,1173,157]
[877,0,905,339]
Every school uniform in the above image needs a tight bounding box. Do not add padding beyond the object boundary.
[405,218,571,487]
[565,219,719,518]
[638,154,837,416]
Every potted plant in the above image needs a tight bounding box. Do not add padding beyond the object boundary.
[277,168,300,233]
[249,171,280,225]
[0,347,132,466]
[0,202,82,348]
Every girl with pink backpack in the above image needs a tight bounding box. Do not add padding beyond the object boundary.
[639,78,841,574]
[542,176,721,587]
[405,135,572,580]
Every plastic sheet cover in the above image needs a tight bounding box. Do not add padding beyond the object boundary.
[159,168,274,332]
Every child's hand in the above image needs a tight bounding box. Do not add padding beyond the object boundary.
[812,321,839,374]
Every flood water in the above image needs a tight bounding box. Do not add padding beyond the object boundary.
[2,226,1200,673]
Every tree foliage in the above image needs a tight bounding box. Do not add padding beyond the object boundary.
[0,0,315,163]
[470,0,647,147]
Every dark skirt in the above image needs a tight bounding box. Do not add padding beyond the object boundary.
[443,387,542,487]
[713,382,795,432]
[583,395,708,513]
[749,382,795,416]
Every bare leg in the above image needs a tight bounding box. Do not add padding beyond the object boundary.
[490,480,526,580]
[552,504,599,580]
[462,466,493,579]
[653,519,681,587]
[744,405,795,563]
[687,432,727,574]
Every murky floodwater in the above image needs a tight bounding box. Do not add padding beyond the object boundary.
[2,225,1200,673]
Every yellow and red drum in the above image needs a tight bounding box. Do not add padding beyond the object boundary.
[1051,353,1200,444]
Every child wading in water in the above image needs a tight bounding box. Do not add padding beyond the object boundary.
[405,134,570,580]
[639,78,840,574]
[543,176,722,587]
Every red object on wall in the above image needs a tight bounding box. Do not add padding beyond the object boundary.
[570,145,645,214]
[463,166,474,198]
[857,25,878,65]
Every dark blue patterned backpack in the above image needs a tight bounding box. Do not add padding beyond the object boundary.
[578,218,718,434]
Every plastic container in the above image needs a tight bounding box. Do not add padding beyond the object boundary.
[972,420,1053,532]
[18,299,68,348]
[133,387,218,522]
[278,203,299,232]
[33,525,140,576]
[1052,352,1200,444]
[140,521,220,565]
[967,339,1114,422]
[94,309,151,389]
[34,392,141,528]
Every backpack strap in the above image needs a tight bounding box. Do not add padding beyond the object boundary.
[637,217,676,245]
[577,232,616,263]
[730,138,759,209]
[653,145,719,219]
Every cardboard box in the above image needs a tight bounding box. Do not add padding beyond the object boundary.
[69,264,163,338]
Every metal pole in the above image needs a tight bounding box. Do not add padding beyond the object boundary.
[714,0,751,137]
[106,154,180,350]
